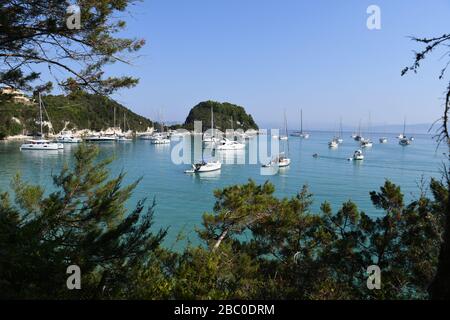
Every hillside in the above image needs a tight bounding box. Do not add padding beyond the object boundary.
[183,100,258,131]
[0,93,153,139]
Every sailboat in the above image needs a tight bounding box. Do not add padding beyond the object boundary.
[151,111,170,144]
[354,120,363,141]
[378,122,388,143]
[337,118,343,143]
[290,109,310,138]
[20,93,62,151]
[399,117,411,146]
[203,105,219,147]
[118,113,132,141]
[263,111,291,167]
[360,114,373,148]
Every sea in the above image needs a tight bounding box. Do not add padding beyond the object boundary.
[0,131,446,247]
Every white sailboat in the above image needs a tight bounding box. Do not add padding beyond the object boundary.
[118,113,132,141]
[151,113,170,144]
[203,105,220,146]
[264,111,291,168]
[360,114,373,148]
[337,118,343,144]
[290,109,310,139]
[399,117,411,146]
[20,93,62,151]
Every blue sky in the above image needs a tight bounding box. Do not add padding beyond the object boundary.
[107,0,450,129]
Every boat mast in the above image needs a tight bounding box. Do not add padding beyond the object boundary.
[114,105,116,130]
[300,109,303,134]
[285,110,289,155]
[403,117,406,136]
[39,92,43,137]
[339,117,343,139]
[211,105,214,136]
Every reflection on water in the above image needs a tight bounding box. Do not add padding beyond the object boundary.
[192,170,221,182]
[216,149,246,165]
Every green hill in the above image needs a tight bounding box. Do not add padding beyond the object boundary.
[0,93,153,139]
[183,100,258,132]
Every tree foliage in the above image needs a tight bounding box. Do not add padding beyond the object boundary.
[0,92,153,138]
[184,100,259,132]
[0,144,166,299]
[0,0,144,95]
[0,148,447,300]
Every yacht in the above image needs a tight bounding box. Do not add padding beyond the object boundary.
[203,105,221,147]
[398,117,411,146]
[20,93,62,151]
[399,137,411,146]
[20,139,61,150]
[151,136,170,144]
[290,109,310,139]
[117,135,132,142]
[328,138,339,148]
[337,118,344,144]
[185,160,222,173]
[264,111,291,168]
[361,139,373,148]
[352,150,364,161]
[56,131,82,143]
[354,120,364,141]
[262,153,291,168]
[216,138,245,150]
[84,134,117,142]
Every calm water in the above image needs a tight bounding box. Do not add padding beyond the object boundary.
[0,131,446,246]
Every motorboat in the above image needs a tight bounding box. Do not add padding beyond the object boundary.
[151,136,170,144]
[216,138,245,150]
[351,149,364,161]
[84,134,117,142]
[262,153,291,168]
[379,137,388,143]
[185,160,221,173]
[361,139,373,148]
[117,135,132,142]
[56,131,82,143]
[399,137,411,146]
[328,138,338,148]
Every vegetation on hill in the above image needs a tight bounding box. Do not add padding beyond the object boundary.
[0,93,153,138]
[0,145,446,299]
[183,101,258,132]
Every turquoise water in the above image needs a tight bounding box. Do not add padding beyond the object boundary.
[0,132,446,246]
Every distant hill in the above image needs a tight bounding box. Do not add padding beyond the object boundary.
[184,100,258,131]
[0,93,153,139]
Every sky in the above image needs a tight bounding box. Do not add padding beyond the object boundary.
[105,0,450,130]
